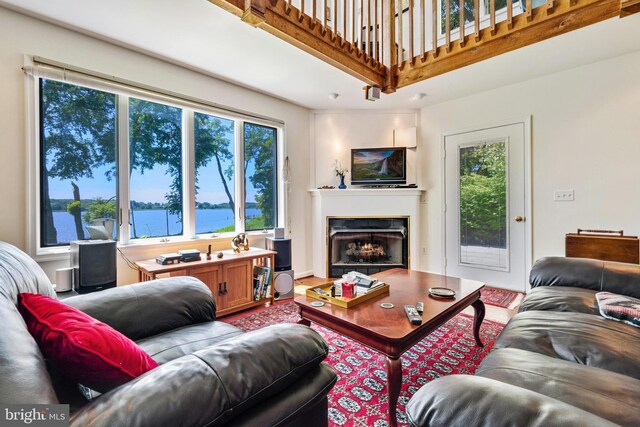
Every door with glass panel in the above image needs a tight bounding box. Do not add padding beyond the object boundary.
[444,122,528,292]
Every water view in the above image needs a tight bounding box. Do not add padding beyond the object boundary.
[51,208,261,243]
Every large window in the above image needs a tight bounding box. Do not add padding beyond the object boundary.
[194,112,236,234]
[129,98,183,239]
[40,79,117,247]
[244,123,277,231]
[35,75,281,251]
[440,0,520,35]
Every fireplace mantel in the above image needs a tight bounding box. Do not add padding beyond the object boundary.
[309,188,424,278]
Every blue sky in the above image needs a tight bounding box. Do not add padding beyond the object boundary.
[48,159,258,204]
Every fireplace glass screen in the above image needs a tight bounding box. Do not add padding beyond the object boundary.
[328,217,409,277]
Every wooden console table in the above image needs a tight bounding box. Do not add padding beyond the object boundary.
[135,248,275,317]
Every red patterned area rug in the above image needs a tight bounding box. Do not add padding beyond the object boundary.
[226,301,505,426]
[480,286,520,309]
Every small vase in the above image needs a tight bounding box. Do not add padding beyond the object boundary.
[338,175,347,189]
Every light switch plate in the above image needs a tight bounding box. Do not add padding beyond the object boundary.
[554,190,574,201]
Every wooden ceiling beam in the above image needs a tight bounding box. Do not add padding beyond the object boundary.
[210,0,628,93]
[208,0,387,88]
[395,0,621,89]
[621,0,640,16]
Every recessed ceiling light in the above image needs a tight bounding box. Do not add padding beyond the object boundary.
[411,93,426,101]
[329,93,339,100]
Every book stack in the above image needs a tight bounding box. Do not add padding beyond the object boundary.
[355,279,385,296]
[253,265,272,301]
[334,271,385,297]
[178,249,201,262]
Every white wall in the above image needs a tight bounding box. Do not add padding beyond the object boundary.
[312,110,419,188]
[0,7,313,283]
[419,49,640,273]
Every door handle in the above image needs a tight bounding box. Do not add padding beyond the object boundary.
[218,283,222,295]
[515,215,524,222]
[223,281,228,295]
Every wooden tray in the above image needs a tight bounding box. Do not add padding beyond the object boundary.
[306,282,390,308]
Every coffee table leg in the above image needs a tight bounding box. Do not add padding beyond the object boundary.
[297,307,311,326]
[298,318,311,326]
[471,299,485,347]
[386,356,402,427]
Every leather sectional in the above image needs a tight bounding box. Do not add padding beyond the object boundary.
[0,241,337,426]
[406,257,640,426]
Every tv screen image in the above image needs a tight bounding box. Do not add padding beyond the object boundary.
[351,148,406,185]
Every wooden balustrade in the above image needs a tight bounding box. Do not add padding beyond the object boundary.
[209,0,632,93]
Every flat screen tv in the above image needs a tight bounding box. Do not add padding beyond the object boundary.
[350,147,407,185]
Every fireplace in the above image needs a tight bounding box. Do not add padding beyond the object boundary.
[327,217,409,277]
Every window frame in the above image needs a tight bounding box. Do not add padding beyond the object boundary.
[26,60,285,259]
[436,0,524,42]
[242,121,279,233]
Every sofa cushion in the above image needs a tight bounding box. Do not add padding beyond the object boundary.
[0,300,59,404]
[19,293,158,393]
[477,348,640,426]
[493,310,640,379]
[596,291,640,328]
[405,376,618,427]
[0,241,54,303]
[65,277,217,341]
[137,321,244,365]
[530,257,640,298]
[519,286,597,314]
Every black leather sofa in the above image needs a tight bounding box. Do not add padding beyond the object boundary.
[0,241,337,426]
[406,257,640,426]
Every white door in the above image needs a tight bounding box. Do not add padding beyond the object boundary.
[444,121,529,292]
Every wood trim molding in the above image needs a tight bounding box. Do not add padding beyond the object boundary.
[621,0,640,16]
[395,0,621,89]
[210,0,625,92]
[208,0,387,87]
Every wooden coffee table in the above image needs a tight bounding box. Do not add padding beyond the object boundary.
[295,268,485,427]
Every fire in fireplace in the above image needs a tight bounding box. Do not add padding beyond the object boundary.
[327,217,409,277]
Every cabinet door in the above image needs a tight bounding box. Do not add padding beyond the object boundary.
[222,261,252,308]
[187,265,223,307]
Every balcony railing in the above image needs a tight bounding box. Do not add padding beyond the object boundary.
[210,0,634,93]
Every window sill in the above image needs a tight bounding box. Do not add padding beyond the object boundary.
[34,230,275,261]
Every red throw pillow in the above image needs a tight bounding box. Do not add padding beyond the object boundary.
[18,293,158,393]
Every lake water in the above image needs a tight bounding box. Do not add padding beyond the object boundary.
[52,208,261,243]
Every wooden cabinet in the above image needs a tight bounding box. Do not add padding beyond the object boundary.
[135,248,276,317]
[219,261,252,310]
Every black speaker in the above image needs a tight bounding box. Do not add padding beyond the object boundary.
[70,240,117,294]
[265,237,292,271]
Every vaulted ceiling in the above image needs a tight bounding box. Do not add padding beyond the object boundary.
[2,0,640,109]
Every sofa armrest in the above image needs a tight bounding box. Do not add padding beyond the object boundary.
[70,324,334,427]
[405,376,617,427]
[529,257,640,298]
[64,277,216,340]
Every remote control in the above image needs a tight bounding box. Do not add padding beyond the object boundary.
[416,301,424,314]
[404,305,422,325]
[312,288,329,296]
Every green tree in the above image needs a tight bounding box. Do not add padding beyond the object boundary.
[244,123,276,228]
[459,142,507,248]
[41,79,116,244]
[441,0,475,33]
[129,98,182,216]
[441,0,518,34]
[83,198,117,223]
[194,113,235,213]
